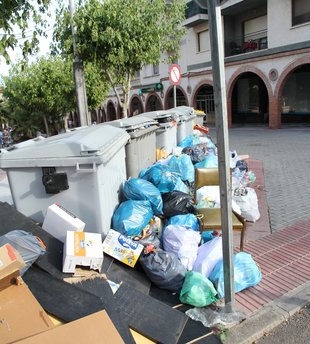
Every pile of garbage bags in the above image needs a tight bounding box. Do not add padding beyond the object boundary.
[110,129,262,308]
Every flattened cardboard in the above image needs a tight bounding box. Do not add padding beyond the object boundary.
[0,283,54,343]
[42,203,85,243]
[15,310,124,344]
[0,243,25,281]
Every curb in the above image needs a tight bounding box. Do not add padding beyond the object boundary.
[224,281,310,344]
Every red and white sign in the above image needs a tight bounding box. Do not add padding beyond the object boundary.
[169,64,181,85]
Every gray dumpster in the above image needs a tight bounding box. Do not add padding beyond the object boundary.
[0,124,130,235]
[108,116,158,178]
[139,111,179,158]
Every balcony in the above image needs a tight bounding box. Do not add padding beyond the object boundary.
[225,30,268,57]
[184,0,208,28]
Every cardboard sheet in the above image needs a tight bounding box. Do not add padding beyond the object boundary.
[0,283,54,343]
[15,310,124,344]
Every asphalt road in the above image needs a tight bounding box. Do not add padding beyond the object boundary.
[256,303,310,344]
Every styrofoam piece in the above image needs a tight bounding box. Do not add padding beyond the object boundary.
[42,203,85,243]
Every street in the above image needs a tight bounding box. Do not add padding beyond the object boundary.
[256,303,310,343]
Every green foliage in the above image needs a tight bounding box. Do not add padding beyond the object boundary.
[2,56,75,137]
[0,0,51,62]
[53,0,187,117]
[84,61,110,111]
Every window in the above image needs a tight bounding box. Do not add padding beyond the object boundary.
[292,0,310,26]
[134,70,140,79]
[197,30,209,52]
[153,64,159,75]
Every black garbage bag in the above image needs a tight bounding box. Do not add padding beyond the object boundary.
[139,246,186,292]
[162,191,195,218]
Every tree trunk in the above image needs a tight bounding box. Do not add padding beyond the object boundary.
[43,114,50,137]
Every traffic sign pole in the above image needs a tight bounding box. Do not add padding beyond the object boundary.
[169,64,181,108]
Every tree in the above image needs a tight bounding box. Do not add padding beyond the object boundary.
[54,0,187,118]
[3,56,75,137]
[0,0,51,62]
[2,56,109,138]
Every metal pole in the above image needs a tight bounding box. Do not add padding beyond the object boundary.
[173,85,177,107]
[207,0,235,311]
[69,0,90,127]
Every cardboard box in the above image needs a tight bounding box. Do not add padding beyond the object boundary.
[0,283,54,343]
[15,310,124,344]
[0,243,25,281]
[102,229,143,268]
[63,231,103,273]
[42,203,85,243]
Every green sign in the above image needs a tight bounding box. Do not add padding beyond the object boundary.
[138,83,163,95]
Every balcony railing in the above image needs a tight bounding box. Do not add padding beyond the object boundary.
[225,30,268,57]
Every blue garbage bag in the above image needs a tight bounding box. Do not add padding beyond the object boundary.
[168,154,194,183]
[173,177,189,193]
[123,178,163,215]
[195,154,218,168]
[178,135,201,148]
[112,200,153,237]
[209,252,262,298]
[167,214,200,231]
[139,164,181,193]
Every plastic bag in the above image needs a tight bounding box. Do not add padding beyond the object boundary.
[182,143,208,164]
[168,154,194,183]
[0,230,46,275]
[233,187,260,222]
[173,177,189,194]
[196,186,221,207]
[139,247,186,292]
[123,178,163,215]
[179,271,218,307]
[186,306,246,328]
[162,191,195,218]
[112,200,153,237]
[193,237,223,278]
[167,214,200,231]
[195,154,218,168]
[139,164,181,193]
[162,225,201,270]
[134,231,161,248]
[177,135,201,148]
[209,252,262,299]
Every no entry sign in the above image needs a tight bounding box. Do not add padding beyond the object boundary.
[169,64,181,85]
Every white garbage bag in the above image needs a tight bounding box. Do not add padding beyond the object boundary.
[162,225,201,271]
[233,187,260,222]
[192,237,223,278]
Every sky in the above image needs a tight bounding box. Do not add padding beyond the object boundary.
[0,0,57,80]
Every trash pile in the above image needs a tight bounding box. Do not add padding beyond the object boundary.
[108,128,262,305]
[0,111,263,343]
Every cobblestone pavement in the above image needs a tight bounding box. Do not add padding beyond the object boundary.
[210,125,310,232]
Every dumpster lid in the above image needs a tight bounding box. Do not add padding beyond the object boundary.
[108,116,158,131]
[0,124,130,163]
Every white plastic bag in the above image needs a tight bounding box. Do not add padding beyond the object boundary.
[192,236,223,278]
[233,187,260,222]
[197,186,241,214]
[162,225,201,271]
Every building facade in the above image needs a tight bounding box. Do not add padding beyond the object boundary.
[99,0,310,129]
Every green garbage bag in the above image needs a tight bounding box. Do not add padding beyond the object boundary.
[179,271,218,307]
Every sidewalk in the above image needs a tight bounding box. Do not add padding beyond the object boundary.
[0,132,309,343]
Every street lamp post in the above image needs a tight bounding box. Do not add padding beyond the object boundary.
[194,0,235,311]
